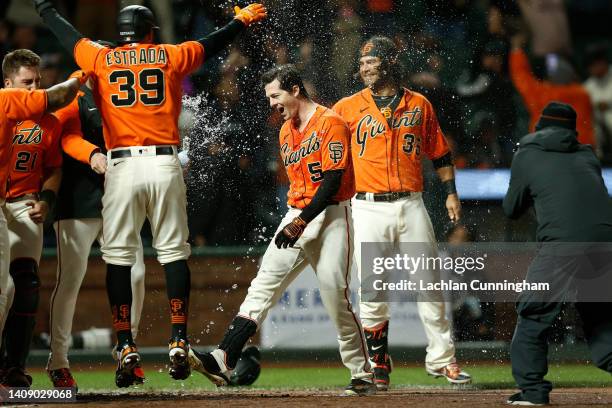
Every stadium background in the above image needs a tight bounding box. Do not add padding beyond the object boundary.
[1,0,612,395]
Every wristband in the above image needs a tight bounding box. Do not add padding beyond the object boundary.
[39,189,57,210]
[443,179,457,195]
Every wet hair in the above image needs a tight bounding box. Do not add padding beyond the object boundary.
[360,36,404,84]
[261,64,310,99]
[2,49,40,80]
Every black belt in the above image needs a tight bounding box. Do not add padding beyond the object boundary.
[355,192,412,202]
[110,146,175,159]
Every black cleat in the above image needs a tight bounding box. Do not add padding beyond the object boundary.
[114,344,145,388]
[168,338,191,380]
[188,348,230,386]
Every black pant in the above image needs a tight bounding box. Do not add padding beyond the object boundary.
[511,249,612,402]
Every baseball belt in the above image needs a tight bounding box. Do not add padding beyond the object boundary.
[110,146,175,159]
[355,191,412,202]
[5,193,39,203]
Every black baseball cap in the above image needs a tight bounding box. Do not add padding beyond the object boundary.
[535,102,577,131]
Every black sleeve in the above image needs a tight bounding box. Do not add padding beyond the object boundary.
[39,7,84,54]
[197,19,245,59]
[299,170,344,223]
[432,152,454,169]
[503,152,532,219]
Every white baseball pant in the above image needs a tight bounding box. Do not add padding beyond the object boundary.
[0,197,44,335]
[47,218,145,370]
[101,146,190,266]
[239,202,371,380]
[352,193,456,371]
[0,200,12,336]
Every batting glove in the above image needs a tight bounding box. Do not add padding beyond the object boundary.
[233,3,267,27]
[274,216,307,249]
[33,0,54,14]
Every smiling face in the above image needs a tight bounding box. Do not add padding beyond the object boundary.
[359,55,384,88]
[264,79,300,121]
[4,65,41,90]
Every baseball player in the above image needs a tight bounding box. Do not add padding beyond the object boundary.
[188,64,376,396]
[332,36,471,389]
[0,49,63,387]
[47,73,146,389]
[0,50,86,387]
[33,0,267,387]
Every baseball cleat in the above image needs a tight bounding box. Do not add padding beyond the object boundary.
[188,348,230,386]
[228,346,261,386]
[168,338,191,380]
[427,363,472,384]
[114,344,145,388]
[506,392,548,405]
[48,368,78,390]
[2,367,33,387]
[344,378,377,396]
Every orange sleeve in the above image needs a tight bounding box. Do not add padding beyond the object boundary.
[74,38,105,72]
[423,101,450,160]
[0,88,47,122]
[509,49,544,105]
[55,98,99,164]
[167,41,205,76]
[320,117,351,172]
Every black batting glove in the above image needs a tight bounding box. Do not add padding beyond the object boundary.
[33,0,54,14]
[274,216,307,249]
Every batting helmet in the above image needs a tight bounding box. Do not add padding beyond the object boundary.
[116,5,159,44]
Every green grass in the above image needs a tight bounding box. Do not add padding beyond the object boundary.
[27,364,611,392]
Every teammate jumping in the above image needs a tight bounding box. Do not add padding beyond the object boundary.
[33,0,267,388]
[188,64,376,396]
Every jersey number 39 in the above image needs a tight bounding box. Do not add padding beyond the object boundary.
[109,68,165,107]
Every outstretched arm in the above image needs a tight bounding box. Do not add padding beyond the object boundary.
[33,0,84,53]
[197,4,267,58]
[46,72,89,113]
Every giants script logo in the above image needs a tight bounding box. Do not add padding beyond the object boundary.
[13,124,43,145]
[355,107,423,156]
[281,131,321,167]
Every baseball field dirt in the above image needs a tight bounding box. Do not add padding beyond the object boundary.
[32,388,612,407]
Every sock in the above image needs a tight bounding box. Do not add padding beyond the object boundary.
[218,316,257,368]
[364,320,390,368]
[106,264,133,348]
[163,260,190,341]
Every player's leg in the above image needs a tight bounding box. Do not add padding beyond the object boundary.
[576,302,612,374]
[47,218,101,387]
[130,238,146,340]
[189,208,308,386]
[101,155,147,387]
[398,195,470,384]
[305,203,375,396]
[351,197,395,389]
[143,154,191,380]
[2,201,43,387]
[0,206,12,345]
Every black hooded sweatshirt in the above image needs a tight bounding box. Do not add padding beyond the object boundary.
[503,126,612,242]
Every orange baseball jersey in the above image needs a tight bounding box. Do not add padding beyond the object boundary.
[333,88,449,193]
[73,39,205,149]
[6,114,63,198]
[0,88,48,198]
[279,105,355,208]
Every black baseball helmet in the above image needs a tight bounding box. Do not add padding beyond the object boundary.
[116,5,159,44]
